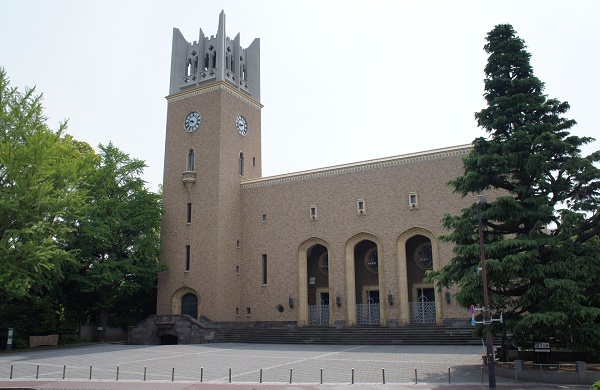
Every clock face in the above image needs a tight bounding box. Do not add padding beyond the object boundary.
[236,115,247,136]
[184,112,201,132]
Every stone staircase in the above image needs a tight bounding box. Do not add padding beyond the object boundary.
[215,325,485,346]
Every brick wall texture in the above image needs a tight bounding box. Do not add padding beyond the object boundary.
[157,82,473,328]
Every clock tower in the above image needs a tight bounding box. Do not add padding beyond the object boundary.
[157,11,261,322]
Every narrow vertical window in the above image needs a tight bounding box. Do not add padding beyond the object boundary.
[187,149,195,171]
[185,245,191,271]
[409,192,418,208]
[236,307,239,316]
[186,203,192,223]
[239,152,244,176]
[252,157,256,167]
[236,265,240,274]
[262,254,268,285]
[236,240,240,248]
[357,199,365,214]
[246,307,251,316]
[310,205,317,220]
[262,214,267,222]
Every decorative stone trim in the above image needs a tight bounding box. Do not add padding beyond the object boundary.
[297,237,334,327]
[241,145,470,189]
[166,81,262,111]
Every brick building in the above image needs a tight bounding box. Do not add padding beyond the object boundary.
[155,11,473,335]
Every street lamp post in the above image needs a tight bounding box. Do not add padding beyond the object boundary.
[477,195,496,390]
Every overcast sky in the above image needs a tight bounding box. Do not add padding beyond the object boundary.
[2,0,599,191]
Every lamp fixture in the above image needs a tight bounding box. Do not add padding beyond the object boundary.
[335,294,342,307]
[320,253,329,272]
[367,250,378,270]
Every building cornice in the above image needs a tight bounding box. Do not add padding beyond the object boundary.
[166,81,263,111]
[241,144,471,189]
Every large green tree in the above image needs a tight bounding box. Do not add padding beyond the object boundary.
[428,25,600,357]
[0,68,95,300]
[0,69,163,346]
[64,143,163,338]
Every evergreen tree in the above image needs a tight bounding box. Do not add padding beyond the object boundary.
[428,25,600,357]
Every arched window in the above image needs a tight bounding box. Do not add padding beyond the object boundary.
[187,149,195,171]
[239,152,244,176]
[181,293,198,319]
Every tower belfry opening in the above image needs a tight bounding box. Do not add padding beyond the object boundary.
[169,10,260,101]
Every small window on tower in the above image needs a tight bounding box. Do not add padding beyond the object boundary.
[310,205,317,220]
[186,203,192,224]
[262,214,267,222]
[246,307,251,316]
[187,149,195,172]
[262,254,268,285]
[409,192,418,208]
[185,245,191,272]
[357,199,366,215]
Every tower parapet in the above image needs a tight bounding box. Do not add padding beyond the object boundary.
[169,10,260,101]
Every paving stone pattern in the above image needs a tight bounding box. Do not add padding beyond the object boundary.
[0,343,588,389]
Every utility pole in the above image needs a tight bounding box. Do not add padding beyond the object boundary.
[477,195,496,390]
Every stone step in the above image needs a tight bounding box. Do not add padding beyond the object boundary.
[214,326,485,345]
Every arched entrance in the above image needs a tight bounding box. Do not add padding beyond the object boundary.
[406,235,436,324]
[355,240,380,325]
[397,228,442,325]
[181,293,198,319]
[160,334,178,345]
[171,287,200,320]
[306,244,330,325]
[345,233,384,326]
[298,238,333,327]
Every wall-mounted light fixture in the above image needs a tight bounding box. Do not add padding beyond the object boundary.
[335,294,342,307]
[387,290,394,306]
[288,295,294,308]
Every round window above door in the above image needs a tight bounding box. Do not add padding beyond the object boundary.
[414,242,433,269]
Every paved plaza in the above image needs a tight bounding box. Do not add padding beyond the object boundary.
[0,343,590,389]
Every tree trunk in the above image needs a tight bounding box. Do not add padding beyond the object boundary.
[97,308,109,342]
